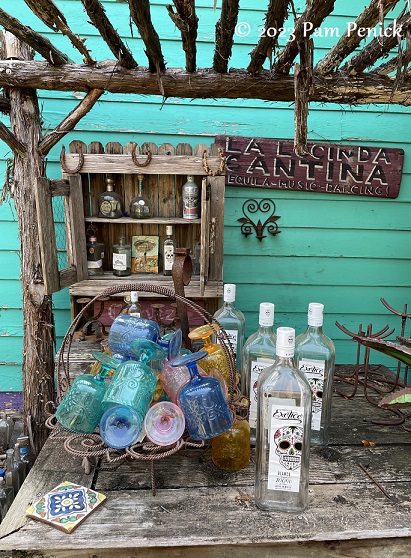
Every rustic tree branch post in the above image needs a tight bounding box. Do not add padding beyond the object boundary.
[0,31,54,455]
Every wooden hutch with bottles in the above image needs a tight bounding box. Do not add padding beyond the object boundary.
[35,140,225,326]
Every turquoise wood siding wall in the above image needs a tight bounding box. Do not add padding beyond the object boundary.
[1,0,410,391]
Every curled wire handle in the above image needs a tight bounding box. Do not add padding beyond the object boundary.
[60,145,85,174]
[131,145,152,167]
[381,298,411,319]
[202,147,226,176]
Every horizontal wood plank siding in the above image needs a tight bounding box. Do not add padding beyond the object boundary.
[1,0,411,390]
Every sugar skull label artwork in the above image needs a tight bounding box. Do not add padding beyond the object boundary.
[268,402,305,492]
[298,358,325,431]
[249,358,275,429]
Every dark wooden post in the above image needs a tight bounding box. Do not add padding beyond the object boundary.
[1,31,54,455]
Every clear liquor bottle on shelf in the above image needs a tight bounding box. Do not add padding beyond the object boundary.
[112,236,131,277]
[163,225,175,276]
[130,174,152,219]
[86,236,104,276]
[98,174,123,218]
[242,302,277,444]
[255,327,312,513]
[214,284,245,372]
[295,302,335,446]
[121,291,142,318]
[182,175,199,220]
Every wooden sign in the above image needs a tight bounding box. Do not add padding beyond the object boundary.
[216,136,404,199]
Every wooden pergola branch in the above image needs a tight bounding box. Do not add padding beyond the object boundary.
[38,88,104,155]
[248,0,290,75]
[128,0,166,73]
[294,38,313,156]
[80,0,138,69]
[342,8,411,75]
[24,0,94,64]
[0,8,72,65]
[213,0,240,74]
[0,95,11,114]
[1,60,411,105]
[274,0,336,74]
[316,0,400,74]
[166,1,198,73]
[0,120,27,156]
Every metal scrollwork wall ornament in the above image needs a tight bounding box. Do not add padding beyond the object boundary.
[238,199,281,241]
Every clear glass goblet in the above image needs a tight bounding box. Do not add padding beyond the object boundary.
[144,402,185,446]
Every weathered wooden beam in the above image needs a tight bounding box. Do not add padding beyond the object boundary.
[342,8,411,75]
[294,38,312,157]
[0,95,11,114]
[80,0,138,69]
[316,0,400,74]
[167,0,198,73]
[274,0,336,74]
[213,0,240,74]
[0,8,72,65]
[0,121,26,156]
[38,89,104,155]
[0,60,411,105]
[128,0,166,73]
[248,0,289,75]
[24,0,94,64]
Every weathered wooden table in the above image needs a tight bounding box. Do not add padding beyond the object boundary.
[1,365,411,557]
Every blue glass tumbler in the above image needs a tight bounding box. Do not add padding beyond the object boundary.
[108,314,161,360]
[99,404,142,449]
[101,339,166,422]
[173,352,234,441]
[55,357,114,434]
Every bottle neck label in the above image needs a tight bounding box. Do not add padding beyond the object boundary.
[249,358,275,429]
[298,358,325,431]
[268,401,305,493]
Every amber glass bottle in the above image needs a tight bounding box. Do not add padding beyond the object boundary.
[212,417,250,471]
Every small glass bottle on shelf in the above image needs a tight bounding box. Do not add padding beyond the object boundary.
[295,302,335,447]
[242,302,277,444]
[112,236,131,277]
[121,291,142,318]
[214,284,246,372]
[98,174,123,219]
[182,175,199,220]
[163,225,175,276]
[255,327,312,513]
[86,236,105,276]
[130,174,152,219]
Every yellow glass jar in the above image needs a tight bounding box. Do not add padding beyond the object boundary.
[211,418,250,471]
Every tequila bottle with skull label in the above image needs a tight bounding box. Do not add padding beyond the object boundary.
[295,302,335,446]
[241,302,276,445]
[255,327,312,512]
[214,284,245,372]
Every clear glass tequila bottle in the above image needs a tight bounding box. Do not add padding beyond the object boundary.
[121,291,142,317]
[295,302,335,446]
[242,302,277,444]
[86,236,104,276]
[255,327,312,512]
[130,174,152,219]
[98,174,123,218]
[112,236,131,277]
[214,284,246,372]
[163,225,175,276]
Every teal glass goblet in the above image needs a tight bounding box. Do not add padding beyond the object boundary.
[102,339,166,422]
[55,357,115,434]
[173,352,234,441]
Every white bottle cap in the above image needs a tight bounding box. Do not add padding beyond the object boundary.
[308,302,324,326]
[130,291,139,302]
[276,327,295,358]
[223,284,236,303]
[259,302,274,327]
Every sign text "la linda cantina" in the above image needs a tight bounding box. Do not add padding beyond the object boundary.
[216,136,404,199]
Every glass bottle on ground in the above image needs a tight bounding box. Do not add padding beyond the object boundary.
[0,472,14,521]
[214,284,245,372]
[163,225,175,276]
[295,302,335,446]
[112,236,131,277]
[255,327,312,512]
[86,236,105,276]
[16,436,35,473]
[5,448,20,497]
[0,411,12,452]
[98,174,123,218]
[121,291,142,318]
[242,302,277,444]
[130,174,152,219]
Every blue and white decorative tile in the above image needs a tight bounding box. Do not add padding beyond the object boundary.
[26,480,106,533]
